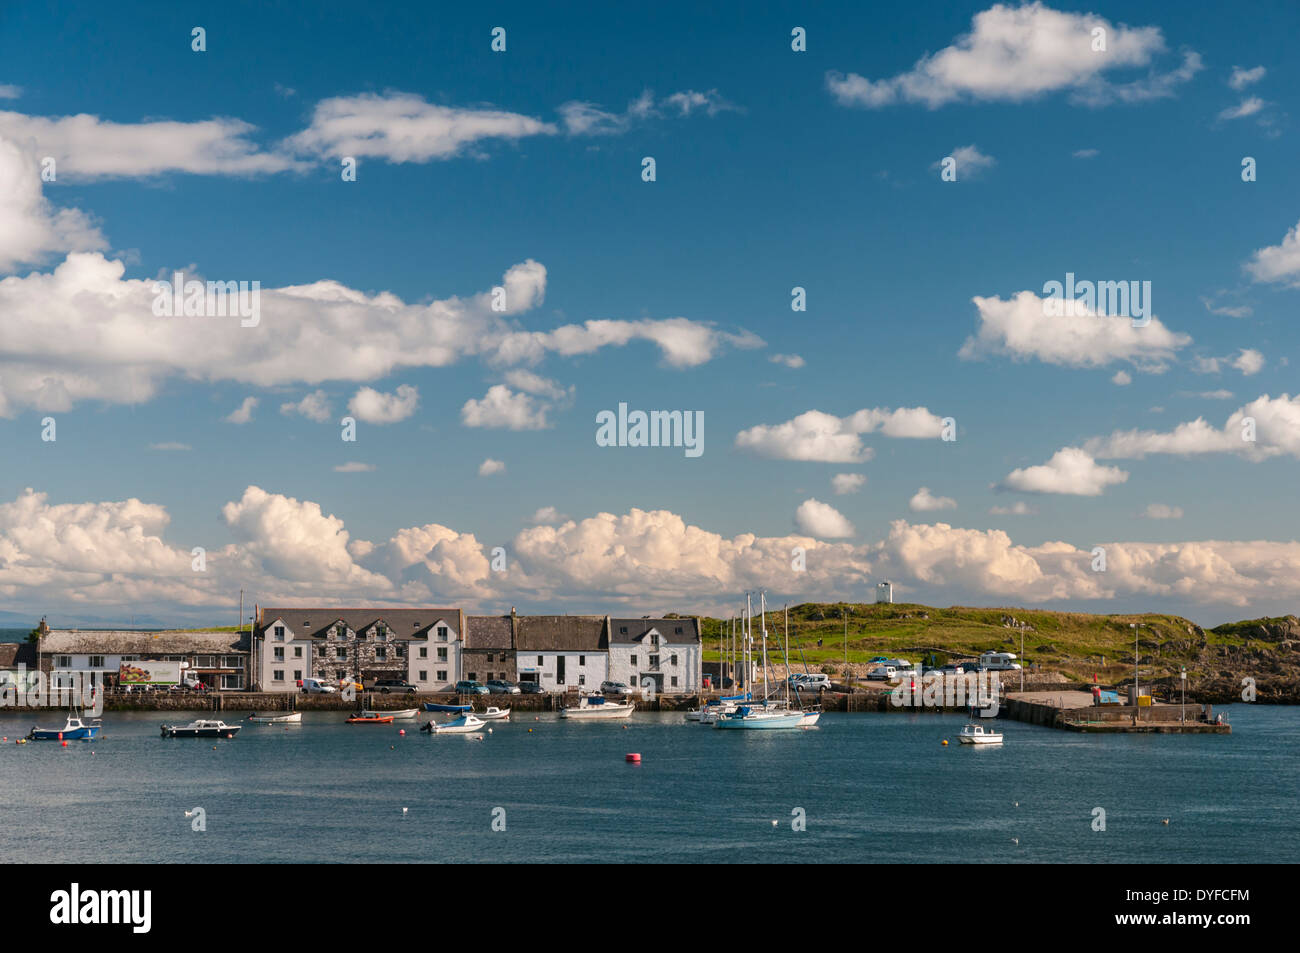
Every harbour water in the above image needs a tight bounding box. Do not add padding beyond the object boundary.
[0,706,1295,863]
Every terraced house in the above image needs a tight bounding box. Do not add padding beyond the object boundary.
[254,607,464,692]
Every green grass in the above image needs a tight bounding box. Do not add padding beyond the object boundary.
[696,602,1285,681]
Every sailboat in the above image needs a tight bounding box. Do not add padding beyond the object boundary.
[714,593,807,730]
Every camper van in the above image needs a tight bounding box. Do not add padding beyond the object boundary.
[979,651,1022,672]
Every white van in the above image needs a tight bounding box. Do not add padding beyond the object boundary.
[300,677,338,694]
[979,652,1022,672]
[867,666,897,681]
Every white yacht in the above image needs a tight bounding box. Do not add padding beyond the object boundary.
[560,695,635,720]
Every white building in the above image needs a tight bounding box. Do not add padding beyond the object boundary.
[37,629,250,689]
[607,617,702,695]
[255,607,463,691]
[876,581,894,604]
[513,615,609,693]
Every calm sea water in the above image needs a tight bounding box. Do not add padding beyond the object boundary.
[0,706,1295,863]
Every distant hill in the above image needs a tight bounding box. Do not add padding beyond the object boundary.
[695,602,1300,699]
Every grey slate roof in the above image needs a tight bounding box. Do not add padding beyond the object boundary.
[514,615,608,652]
[609,618,701,645]
[258,608,461,641]
[464,615,515,650]
[0,642,37,668]
[40,630,251,655]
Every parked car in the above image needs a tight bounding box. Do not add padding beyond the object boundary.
[866,666,897,681]
[792,673,832,690]
[300,677,338,694]
[600,680,631,695]
[455,680,490,695]
[518,681,546,694]
[370,679,417,694]
[486,679,522,695]
[868,656,891,664]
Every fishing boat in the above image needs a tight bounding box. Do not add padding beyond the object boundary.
[423,702,473,713]
[29,712,102,741]
[421,714,486,734]
[360,708,419,720]
[475,706,511,721]
[247,711,302,724]
[958,722,1004,745]
[346,713,394,724]
[160,719,240,738]
[560,695,635,720]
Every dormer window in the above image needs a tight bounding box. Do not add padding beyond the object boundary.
[437,626,449,641]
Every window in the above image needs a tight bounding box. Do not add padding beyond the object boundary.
[671,676,679,687]
[578,674,586,686]
[486,653,494,663]
[196,655,214,667]
[338,647,348,660]
[274,625,285,640]
[437,648,448,661]
[436,670,447,681]
[418,647,428,659]
[88,656,105,668]
[56,656,71,667]
[121,655,138,662]
[376,647,387,660]
[675,626,683,635]
[273,647,284,661]
[671,654,678,666]
[631,655,637,667]
[468,672,477,681]
[293,669,302,681]
[437,626,449,640]
[537,656,543,665]
[579,655,585,665]
[396,645,405,658]
[293,646,303,658]
[650,655,660,668]
[418,670,428,681]
[620,626,627,634]
[376,626,388,640]
[273,669,284,681]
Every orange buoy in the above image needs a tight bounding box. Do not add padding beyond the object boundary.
[61,740,68,747]
[399,729,406,736]
[626,752,641,763]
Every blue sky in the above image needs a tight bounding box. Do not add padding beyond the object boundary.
[2,1,1299,626]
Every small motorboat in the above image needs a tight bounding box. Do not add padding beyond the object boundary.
[421,714,486,734]
[560,695,635,720]
[958,722,1004,745]
[247,711,302,724]
[161,719,240,738]
[423,702,472,713]
[475,706,511,721]
[346,713,394,724]
[360,708,419,720]
[29,713,102,741]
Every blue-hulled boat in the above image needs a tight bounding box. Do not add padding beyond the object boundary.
[29,713,102,741]
[423,702,472,713]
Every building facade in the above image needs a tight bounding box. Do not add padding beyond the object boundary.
[254,607,463,691]
[514,615,609,692]
[462,614,517,685]
[607,617,702,694]
[36,630,251,689]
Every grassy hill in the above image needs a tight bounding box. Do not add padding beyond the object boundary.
[696,602,1300,686]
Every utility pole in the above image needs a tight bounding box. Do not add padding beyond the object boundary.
[1020,627,1024,693]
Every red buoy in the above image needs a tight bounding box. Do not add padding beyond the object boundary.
[625,752,641,763]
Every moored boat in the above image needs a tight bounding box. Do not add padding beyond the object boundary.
[161,719,240,738]
[423,702,473,713]
[713,704,806,730]
[29,713,102,741]
[560,695,635,720]
[958,722,1003,745]
[346,713,394,724]
[475,706,511,720]
[361,708,419,720]
[421,714,486,734]
[247,711,302,724]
